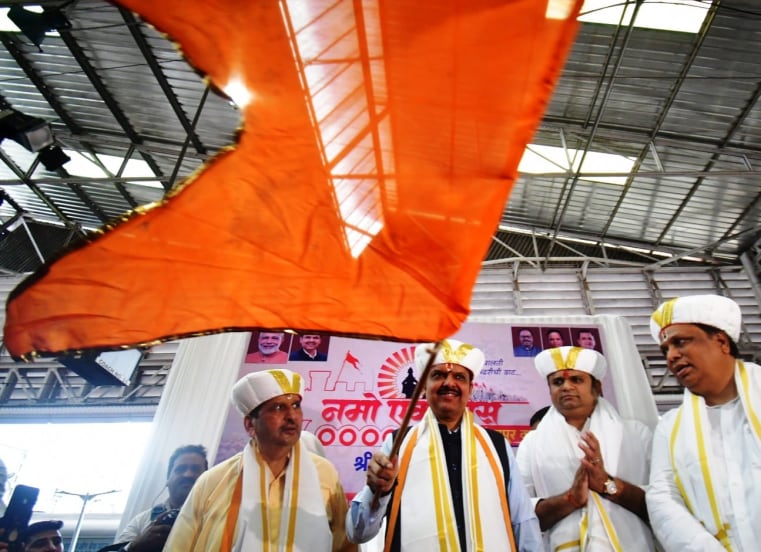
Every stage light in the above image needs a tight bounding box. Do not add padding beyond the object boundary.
[0,106,55,152]
[7,5,70,49]
[38,145,71,171]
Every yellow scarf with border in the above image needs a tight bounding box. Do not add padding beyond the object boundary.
[668,360,761,551]
[385,408,516,551]
[221,440,331,551]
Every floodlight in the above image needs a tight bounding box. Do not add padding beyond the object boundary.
[7,5,70,49]
[38,145,71,171]
[0,107,55,152]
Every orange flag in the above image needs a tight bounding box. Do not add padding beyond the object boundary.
[4,0,582,358]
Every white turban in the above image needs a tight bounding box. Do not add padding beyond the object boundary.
[231,369,303,416]
[650,294,741,343]
[414,338,485,379]
[534,346,607,380]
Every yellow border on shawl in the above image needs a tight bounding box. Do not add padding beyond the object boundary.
[384,427,420,552]
[737,360,761,440]
[429,422,459,549]
[284,440,301,551]
[671,396,732,549]
[473,429,516,551]
[589,492,622,551]
[668,407,695,513]
[579,509,589,551]
[257,450,271,552]
[464,414,483,550]
[691,394,732,549]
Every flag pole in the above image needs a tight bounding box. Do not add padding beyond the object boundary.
[371,340,442,509]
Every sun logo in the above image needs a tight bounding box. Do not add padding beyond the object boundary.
[376,346,418,398]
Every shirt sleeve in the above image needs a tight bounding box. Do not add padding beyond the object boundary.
[163,478,204,551]
[504,439,545,552]
[646,414,725,552]
[115,510,150,544]
[345,435,393,544]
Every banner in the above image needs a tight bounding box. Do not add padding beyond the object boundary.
[216,322,615,497]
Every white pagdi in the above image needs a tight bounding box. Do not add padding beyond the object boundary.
[414,338,485,379]
[534,346,607,380]
[231,368,303,416]
[650,294,741,343]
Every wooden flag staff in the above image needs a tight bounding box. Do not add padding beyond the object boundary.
[370,340,443,509]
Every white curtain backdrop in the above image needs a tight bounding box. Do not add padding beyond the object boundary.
[117,331,249,534]
[117,314,657,541]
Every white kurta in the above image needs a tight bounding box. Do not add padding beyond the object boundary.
[647,361,761,552]
[164,442,354,552]
[516,399,654,552]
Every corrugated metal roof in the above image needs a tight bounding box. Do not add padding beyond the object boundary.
[0,1,759,270]
[1,0,761,411]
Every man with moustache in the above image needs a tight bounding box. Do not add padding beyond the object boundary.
[246,332,288,363]
[347,338,541,551]
[514,328,542,357]
[647,294,761,551]
[164,369,354,552]
[517,346,654,551]
[115,445,208,551]
[289,334,327,361]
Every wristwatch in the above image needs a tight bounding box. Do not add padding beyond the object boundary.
[603,476,619,496]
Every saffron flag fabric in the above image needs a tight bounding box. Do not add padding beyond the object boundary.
[4,0,582,358]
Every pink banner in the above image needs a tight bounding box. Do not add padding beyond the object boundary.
[216,322,613,497]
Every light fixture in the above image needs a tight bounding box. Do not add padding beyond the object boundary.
[7,5,70,49]
[0,97,69,170]
[0,105,55,152]
[38,145,71,171]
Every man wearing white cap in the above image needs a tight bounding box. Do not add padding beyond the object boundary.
[647,294,761,551]
[517,346,654,551]
[164,368,355,552]
[346,338,541,551]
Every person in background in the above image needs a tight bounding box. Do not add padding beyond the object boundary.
[164,369,355,551]
[574,329,596,350]
[347,338,541,551]
[647,294,761,551]
[517,346,654,551]
[115,445,208,551]
[529,405,550,430]
[21,520,64,552]
[246,332,288,363]
[545,329,565,348]
[289,334,327,361]
[514,328,542,357]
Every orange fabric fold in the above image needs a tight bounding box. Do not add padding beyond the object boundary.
[4,0,582,358]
